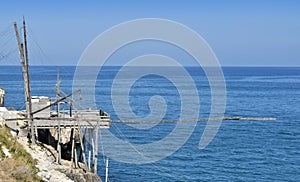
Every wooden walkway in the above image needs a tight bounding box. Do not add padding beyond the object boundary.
[33,117,110,129]
[33,110,110,129]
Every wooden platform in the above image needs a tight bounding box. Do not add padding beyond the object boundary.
[33,110,110,129]
[33,118,110,129]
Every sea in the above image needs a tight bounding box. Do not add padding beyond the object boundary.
[0,66,299,181]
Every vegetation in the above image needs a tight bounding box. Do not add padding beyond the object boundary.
[0,126,43,181]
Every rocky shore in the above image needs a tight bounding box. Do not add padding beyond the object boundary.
[18,136,101,182]
[0,113,102,182]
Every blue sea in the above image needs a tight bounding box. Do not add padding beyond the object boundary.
[0,66,299,181]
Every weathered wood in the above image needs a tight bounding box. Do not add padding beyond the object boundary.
[14,21,35,144]
[23,17,35,143]
[70,120,76,169]
[14,22,27,100]
[56,73,62,164]
[32,119,109,129]
[88,129,92,171]
[56,120,61,164]
[93,121,99,173]
[77,122,88,169]
[105,157,109,182]
[91,129,95,172]
[73,119,78,169]
[56,70,61,117]
[74,146,78,168]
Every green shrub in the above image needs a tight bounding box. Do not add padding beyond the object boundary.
[0,127,43,181]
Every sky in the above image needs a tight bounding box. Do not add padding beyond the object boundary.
[0,0,299,66]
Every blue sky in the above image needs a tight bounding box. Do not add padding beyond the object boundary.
[0,0,299,66]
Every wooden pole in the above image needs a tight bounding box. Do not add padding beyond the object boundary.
[83,128,87,166]
[70,126,75,169]
[14,22,35,144]
[91,129,95,172]
[74,142,78,169]
[93,122,99,173]
[14,23,27,107]
[23,17,35,144]
[105,157,109,182]
[56,70,61,164]
[77,122,88,169]
[88,129,92,171]
[56,124,61,164]
[56,70,61,117]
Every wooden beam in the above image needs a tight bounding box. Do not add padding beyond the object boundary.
[56,120,61,164]
[88,129,92,171]
[93,121,99,173]
[14,21,35,144]
[76,120,88,169]
[23,17,35,144]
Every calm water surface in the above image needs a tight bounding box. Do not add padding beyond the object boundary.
[0,66,299,181]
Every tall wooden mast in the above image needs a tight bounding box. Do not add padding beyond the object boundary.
[14,17,35,144]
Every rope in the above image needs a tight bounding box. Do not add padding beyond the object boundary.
[111,117,277,124]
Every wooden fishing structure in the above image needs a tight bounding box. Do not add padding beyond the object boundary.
[14,17,110,173]
[10,17,277,181]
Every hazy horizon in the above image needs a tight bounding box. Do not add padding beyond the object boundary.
[0,1,299,67]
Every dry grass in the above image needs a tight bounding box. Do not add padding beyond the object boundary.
[0,127,43,182]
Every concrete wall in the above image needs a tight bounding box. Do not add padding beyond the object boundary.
[31,96,51,118]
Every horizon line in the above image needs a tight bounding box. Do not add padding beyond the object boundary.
[1,64,300,67]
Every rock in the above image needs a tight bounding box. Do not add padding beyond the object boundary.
[45,172,51,180]
[1,146,12,158]
[56,167,102,182]
[15,130,102,182]
[0,118,4,127]
[50,128,81,144]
